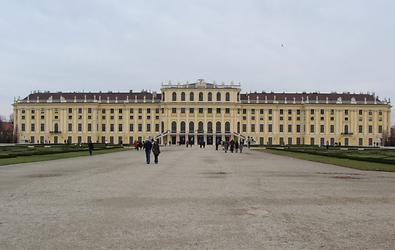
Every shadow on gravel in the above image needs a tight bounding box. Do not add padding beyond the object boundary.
[27,173,62,178]
[200,171,230,178]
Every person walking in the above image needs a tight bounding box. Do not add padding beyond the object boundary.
[152,140,160,164]
[230,140,234,153]
[88,141,94,156]
[215,140,219,151]
[239,140,243,153]
[235,140,239,153]
[144,138,153,164]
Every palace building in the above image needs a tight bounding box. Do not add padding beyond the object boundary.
[13,79,392,146]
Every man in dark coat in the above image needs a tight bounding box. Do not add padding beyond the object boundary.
[88,141,94,156]
[152,140,160,164]
[144,138,153,164]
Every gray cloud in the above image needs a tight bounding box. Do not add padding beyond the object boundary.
[0,0,394,122]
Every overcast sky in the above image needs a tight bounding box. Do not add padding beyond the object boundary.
[0,0,394,123]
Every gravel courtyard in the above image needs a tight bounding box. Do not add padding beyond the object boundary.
[0,146,394,249]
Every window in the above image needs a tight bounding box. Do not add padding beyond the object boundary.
[288,124,292,133]
[78,108,82,114]
[225,108,230,114]
[189,122,195,133]
[88,123,92,132]
[78,123,82,132]
[368,125,373,133]
[311,109,315,115]
[147,108,150,114]
[199,92,203,101]
[138,124,142,132]
[68,108,73,113]
[268,109,272,115]
[207,108,212,114]
[208,92,212,101]
[31,123,35,132]
[242,124,247,132]
[310,125,315,133]
[279,124,283,133]
[88,108,92,113]
[138,108,142,113]
[181,108,186,113]
[330,125,334,133]
[320,109,325,115]
[344,125,349,134]
[146,124,151,132]
[21,123,26,132]
[189,108,194,114]
[359,125,363,133]
[215,122,221,133]
[155,124,160,132]
[118,124,122,132]
[171,122,177,133]
[345,110,349,115]
[216,92,221,101]
[268,124,272,133]
[172,108,177,114]
[110,124,114,132]
[225,92,230,101]
[251,124,255,132]
[320,125,325,133]
[280,109,284,115]
[40,124,45,132]
[190,92,194,101]
[310,138,315,145]
[102,124,106,132]
[180,122,186,133]
[379,125,383,133]
[260,124,264,132]
[111,108,115,114]
[296,125,301,133]
[359,138,363,146]
[199,108,203,114]
[288,137,292,145]
[130,124,134,132]
[172,92,177,101]
[181,92,185,101]
[216,108,221,114]
[359,110,363,115]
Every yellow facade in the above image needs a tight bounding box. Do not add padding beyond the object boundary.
[13,79,391,146]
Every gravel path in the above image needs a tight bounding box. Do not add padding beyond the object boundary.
[1,146,395,249]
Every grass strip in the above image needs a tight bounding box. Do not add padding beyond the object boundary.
[0,148,130,166]
[255,148,395,172]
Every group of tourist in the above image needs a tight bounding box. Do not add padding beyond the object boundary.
[142,138,161,165]
[216,139,244,153]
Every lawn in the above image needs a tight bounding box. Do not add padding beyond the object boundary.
[254,147,395,172]
[0,144,130,166]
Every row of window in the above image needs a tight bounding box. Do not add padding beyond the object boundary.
[27,135,378,146]
[169,91,233,102]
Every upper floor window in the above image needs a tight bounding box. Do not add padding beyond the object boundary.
[199,92,203,101]
[190,92,194,101]
[172,92,177,101]
[217,92,221,101]
[225,92,230,101]
[181,92,186,101]
[208,92,212,101]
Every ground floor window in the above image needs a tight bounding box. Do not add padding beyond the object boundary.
[288,137,292,145]
[330,138,335,145]
[344,138,349,146]
[30,136,35,144]
[359,138,363,146]
[320,138,325,146]
[310,138,315,145]
[260,137,264,145]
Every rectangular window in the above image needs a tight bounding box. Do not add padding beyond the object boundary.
[310,138,315,145]
[207,108,212,114]
[40,123,45,132]
[279,109,283,115]
[251,124,255,132]
[310,125,315,133]
[279,124,283,133]
[110,124,114,132]
[172,108,177,114]
[78,108,82,114]
[102,124,106,132]
[31,123,35,132]
[368,125,373,133]
[288,125,292,133]
[216,108,221,114]
[78,123,82,132]
[130,124,134,132]
[138,124,142,132]
[359,138,363,146]
[320,138,325,145]
[146,124,151,132]
[88,108,92,113]
[146,108,150,114]
[268,124,272,133]
[199,108,204,113]
[181,108,186,113]
[378,125,383,133]
[88,123,92,132]
[368,138,373,146]
[68,108,73,113]
[330,125,334,133]
[189,108,194,113]
[268,109,272,115]
[118,124,122,132]
[155,124,160,132]
[359,125,363,133]
[320,125,324,133]
[288,137,292,145]
[260,124,264,132]
[296,125,301,133]
[311,109,315,115]
[242,124,247,132]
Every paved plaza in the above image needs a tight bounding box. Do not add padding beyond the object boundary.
[1,146,395,249]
